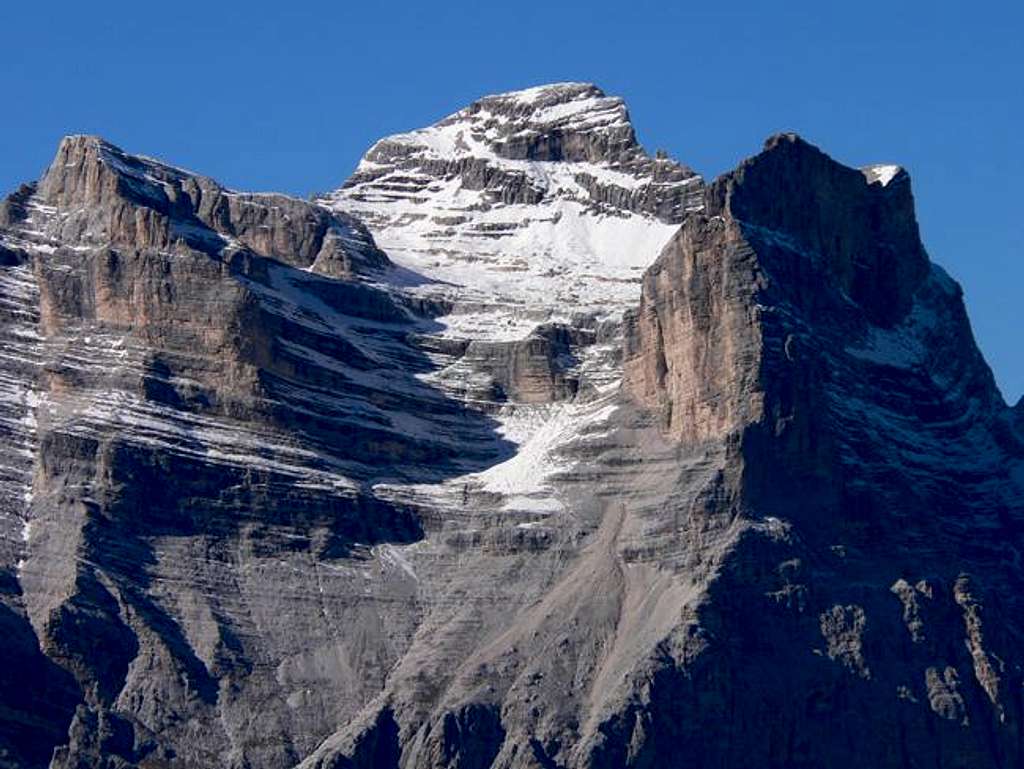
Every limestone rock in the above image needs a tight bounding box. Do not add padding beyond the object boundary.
[0,87,1021,769]
[39,135,390,279]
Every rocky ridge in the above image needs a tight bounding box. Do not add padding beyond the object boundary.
[0,85,1021,769]
[322,83,704,340]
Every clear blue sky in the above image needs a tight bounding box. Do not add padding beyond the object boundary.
[3,1,1020,402]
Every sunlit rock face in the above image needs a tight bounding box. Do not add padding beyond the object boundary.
[1,86,1021,769]
[322,83,704,337]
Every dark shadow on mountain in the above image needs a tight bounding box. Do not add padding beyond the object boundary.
[0,575,81,769]
[240,256,517,485]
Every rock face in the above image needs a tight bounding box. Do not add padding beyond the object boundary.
[0,135,512,769]
[1,87,1022,769]
[321,82,703,335]
[617,133,1023,768]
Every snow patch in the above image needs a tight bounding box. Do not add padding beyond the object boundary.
[376,543,418,581]
[862,164,902,187]
[471,396,619,512]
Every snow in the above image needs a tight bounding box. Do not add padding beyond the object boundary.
[340,177,681,342]
[62,388,363,493]
[310,85,698,515]
[371,391,623,519]
[845,324,926,369]
[369,198,674,313]
[530,94,625,126]
[493,82,595,105]
[469,396,620,512]
[376,543,418,581]
[844,267,950,370]
[0,258,42,577]
[827,265,1016,509]
[862,164,902,187]
[327,83,702,344]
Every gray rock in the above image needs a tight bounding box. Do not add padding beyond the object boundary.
[337,83,701,223]
[38,135,391,279]
[0,89,1021,769]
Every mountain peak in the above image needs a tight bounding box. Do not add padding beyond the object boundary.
[758,131,908,189]
[483,81,606,99]
[861,162,905,187]
[707,132,928,326]
[39,134,204,212]
[323,85,703,335]
[32,134,389,278]
[452,81,624,144]
[351,81,688,172]
[470,81,610,109]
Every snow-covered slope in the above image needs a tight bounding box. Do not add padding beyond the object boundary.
[320,83,707,517]
[322,83,703,340]
[13,88,700,563]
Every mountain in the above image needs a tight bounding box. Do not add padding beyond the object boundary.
[322,83,701,327]
[0,84,1021,769]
